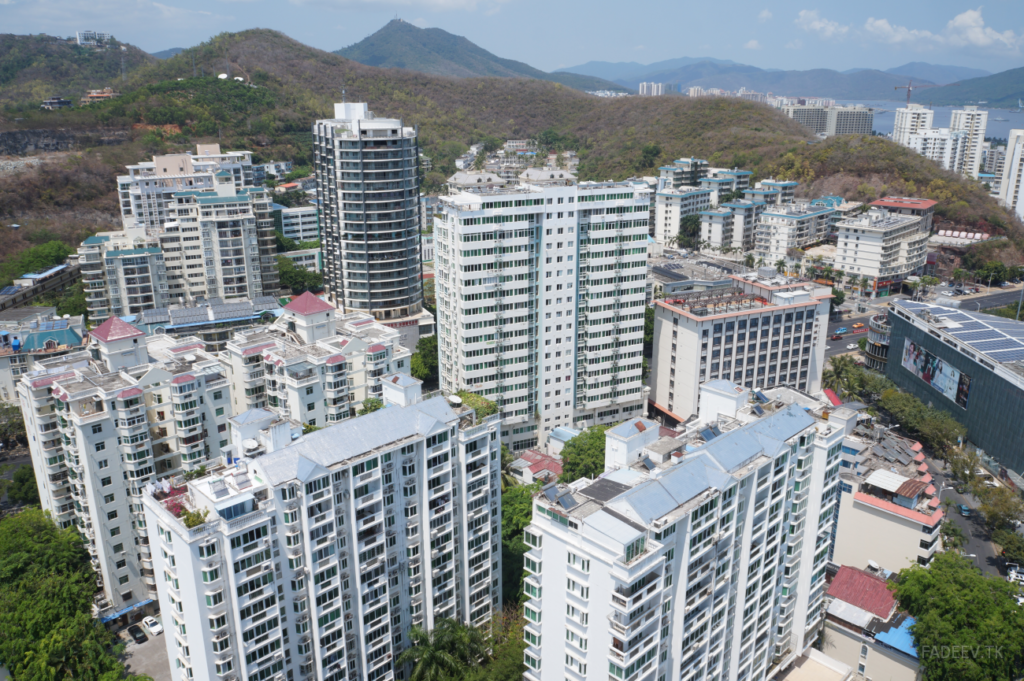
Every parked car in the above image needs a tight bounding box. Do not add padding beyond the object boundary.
[142,616,163,636]
[846,343,858,350]
[959,504,971,517]
[127,624,147,644]
[852,323,865,329]
[831,334,844,341]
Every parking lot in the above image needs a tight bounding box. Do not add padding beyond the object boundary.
[117,617,172,681]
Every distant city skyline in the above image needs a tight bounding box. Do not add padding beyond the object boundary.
[3,1,1021,74]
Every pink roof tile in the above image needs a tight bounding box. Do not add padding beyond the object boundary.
[118,387,143,399]
[927,497,941,508]
[90,317,145,342]
[242,342,276,357]
[925,485,936,496]
[170,374,196,385]
[913,451,926,461]
[284,291,334,316]
[823,389,843,406]
[31,371,75,389]
[920,473,932,484]
[827,566,895,619]
[326,355,346,365]
[853,492,944,526]
[367,344,386,353]
[917,463,929,472]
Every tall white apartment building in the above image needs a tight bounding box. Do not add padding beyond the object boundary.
[222,292,412,424]
[18,317,234,624]
[659,158,709,190]
[834,209,928,296]
[892,104,935,147]
[998,129,1024,220]
[648,272,830,422]
[904,128,970,175]
[754,204,836,263]
[141,374,503,681]
[434,175,650,451]
[699,200,766,253]
[117,144,254,231]
[983,142,1006,175]
[639,83,666,96]
[654,187,712,244]
[949,106,988,178]
[522,392,845,681]
[77,234,170,323]
[313,103,425,325]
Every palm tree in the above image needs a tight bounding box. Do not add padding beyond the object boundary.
[821,368,844,395]
[822,265,834,284]
[804,264,817,280]
[744,253,755,268]
[834,269,845,285]
[859,277,870,297]
[398,619,485,681]
[756,257,766,268]
[774,259,786,274]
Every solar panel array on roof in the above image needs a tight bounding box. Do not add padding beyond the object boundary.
[37,320,69,331]
[558,495,578,510]
[753,404,765,416]
[642,457,657,470]
[0,286,21,296]
[700,428,717,441]
[543,484,558,502]
[899,300,1024,366]
[755,391,770,403]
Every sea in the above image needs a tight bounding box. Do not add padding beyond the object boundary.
[834,100,1024,141]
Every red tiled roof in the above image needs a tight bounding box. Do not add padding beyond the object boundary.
[895,479,928,498]
[823,389,843,406]
[519,450,564,477]
[853,491,944,526]
[925,485,936,496]
[367,343,386,353]
[913,452,926,462]
[870,197,938,211]
[118,387,143,399]
[326,354,346,365]
[90,317,145,342]
[920,473,932,484]
[827,566,895,619]
[284,291,334,316]
[169,343,204,354]
[170,374,195,385]
[30,371,75,389]
[916,463,929,473]
[927,496,941,508]
[242,342,276,357]
[659,426,678,438]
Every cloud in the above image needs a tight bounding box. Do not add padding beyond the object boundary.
[758,9,771,22]
[634,44,645,51]
[411,17,428,26]
[785,39,802,49]
[795,9,848,38]
[744,39,761,50]
[862,8,1020,53]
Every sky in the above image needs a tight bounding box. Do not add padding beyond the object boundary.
[2,0,1023,74]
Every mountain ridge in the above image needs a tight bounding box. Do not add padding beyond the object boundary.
[334,20,627,92]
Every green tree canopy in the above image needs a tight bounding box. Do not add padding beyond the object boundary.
[994,528,1024,565]
[892,551,1024,681]
[411,334,439,386]
[276,255,323,294]
[830,287,845,311]
[357,398,384,415]
[501,482,540,604]
[558,426,609,483]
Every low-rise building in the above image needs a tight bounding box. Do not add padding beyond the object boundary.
[654,186,712,244]
[0,261,81,313]
[40,97,72,110]
[18,318,234,625]
[280,248,321,273]
[824,566,920,681]
[129,296,281,352]
[700,200,767,253]
[0,308,85,402]
[833,208,928,297]
[508,449,563,484]
[649,271,831,422]
[755,204,836,263]
[252,160,293,183]
[659,157,709,190]
[141,375,502,681]
[274,202,320,243]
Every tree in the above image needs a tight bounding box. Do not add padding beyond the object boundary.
[460,609,526,681]
[277,256,323,294]
[677,214,701,249]
[891,551,1024,681]
[357,398,383,415]
[558,426,609,483]
[636,143,661,171]
[411,334,439,386]
[993,528,1024,564]
[643,306,655,358]
[501,482,540,604]
[940,519,967,551]
[7,465,40,505]
[947,447,981,486]
[860,277,870,296]
[744,253,755,268]
[773,259,786,274]
[396,619,474,681]
[974,485,1024,530]
[830,287,845,311]
[0,402,27,448]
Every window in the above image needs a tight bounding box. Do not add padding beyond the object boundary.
[104,493,115,504]
[92,424,103,434]
[107,510,118,521]
[307,402,315,412]
[109,526,121,537]
[98,459,109,469]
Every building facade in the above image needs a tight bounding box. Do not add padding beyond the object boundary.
[18,318,234,625]
[141,375,502,681]
[654,187,712,244]
[950,106,988,179]
[435,176,650,450]
[833,209,928,297]
[648,273,831,422]
[892,104,934,147]
[997,129,1024,220]
[905,128,969,175]
[78,235,170,323]
[0,309,85,402]
[754,205,836,263]
[313,103,425,323]
[523,399,844,681]
[700,200,767,253]
[277,204,321,243]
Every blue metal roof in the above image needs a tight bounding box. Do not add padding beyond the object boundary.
[874,615,918,659]
[82,235,111,245]
[99,598,154,623]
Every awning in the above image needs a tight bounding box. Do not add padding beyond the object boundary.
[100,598,154,623]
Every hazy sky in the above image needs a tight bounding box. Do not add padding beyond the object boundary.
[3,0,1022,74]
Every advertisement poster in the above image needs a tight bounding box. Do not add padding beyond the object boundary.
[901,339,971,409]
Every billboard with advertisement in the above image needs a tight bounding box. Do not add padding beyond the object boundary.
[900,338,971,409]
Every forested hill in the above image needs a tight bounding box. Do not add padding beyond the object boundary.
[334,19,626,93]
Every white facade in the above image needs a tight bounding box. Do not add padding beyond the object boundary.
[833,209,928,294]
[280,204,321,243]
[649,275,831,421]
[435,176,650,451]
[700,200,766,254]
[282,248,321,273]
[18,318,234,624]
[754,205,837,263]
[892,104,934,147]
[0,309,85,403]
[904,128,970,175]
[78,234,170,323]
[654,187,712,244]
[949,106,988,179]
[998,129,1024,220]
[117,144,254,231]
[141,376,502,681]
[523,400,844,681]
[639,83,666,96]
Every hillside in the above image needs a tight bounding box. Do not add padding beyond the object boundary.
[885,62,991,86]
[0,34,156,106]
[556,57,741,82]
[151,48,185,60]
[334,20,626,92]
[0,28,1018,264]
[925,66,1024,108]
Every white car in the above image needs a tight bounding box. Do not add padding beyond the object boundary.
[142,616,163,636]
[846,343,858,350]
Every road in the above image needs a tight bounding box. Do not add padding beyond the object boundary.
[921,456,1004,578]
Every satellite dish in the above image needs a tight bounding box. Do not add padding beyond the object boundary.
[184,354,197,362]
[243,439,259,451]
[218,73,228,80]
[868,559,881,571]
[63,314,70,319]
[448,395,463,406]
[234,77,244,82]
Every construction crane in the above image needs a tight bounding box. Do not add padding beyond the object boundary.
[894,80,958,106]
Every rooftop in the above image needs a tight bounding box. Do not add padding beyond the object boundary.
[827,566,896,619]
[90,317,146,342]
[283,291,334,316]
[870,197,938,211]
[893,300,1024,367]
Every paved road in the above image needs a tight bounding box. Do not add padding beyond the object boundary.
[921,457,1004,578]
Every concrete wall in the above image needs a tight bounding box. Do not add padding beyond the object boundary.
[826,620,920,681]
